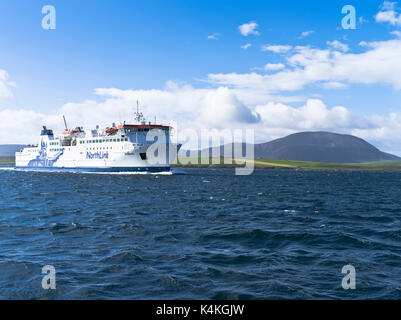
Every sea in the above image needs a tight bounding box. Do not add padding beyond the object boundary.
[0,167,400,299]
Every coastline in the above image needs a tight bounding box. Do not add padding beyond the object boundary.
[172,157,401,171]
[3,156,401,171]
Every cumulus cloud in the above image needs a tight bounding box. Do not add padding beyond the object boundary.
[299,30,314,38]
[2,85,401,154]
[375,1,401,25]
[352,112,401,153]
[208,39,401,91]
[198,87,260,127]
[0,109,61,144]
[0,70,14,103]
[263,63,286,71]
[261,44,292,53]
[320,81,348,89]
[255,99,359,132]
[238,22,259,36]
[359,16,369,25]
[390,30,401,37]
[326,40,350,52]
[0,84,262,144]
[241,43,252,50]
[207,33,221,40]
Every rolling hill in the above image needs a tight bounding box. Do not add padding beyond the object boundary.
[197,131,400,164]
[0,145,25,157]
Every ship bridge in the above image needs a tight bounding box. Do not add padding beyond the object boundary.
[117,124,172,144]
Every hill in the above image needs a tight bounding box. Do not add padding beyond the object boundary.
[197,132,400,164]
[0,145,25,157]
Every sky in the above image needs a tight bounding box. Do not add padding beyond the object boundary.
[1,0,401,153]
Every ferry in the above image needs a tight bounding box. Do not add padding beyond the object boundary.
[15,104,181,172]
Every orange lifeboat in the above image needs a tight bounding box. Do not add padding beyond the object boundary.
[63,129,77,135]
[105,127,118,135]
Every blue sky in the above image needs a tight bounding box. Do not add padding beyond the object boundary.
[1,0,401,153]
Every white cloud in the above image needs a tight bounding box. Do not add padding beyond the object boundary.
[0,84,263,144]
[352,112,401,153]
[320,81,348,89]
[207,33,221,40]
[208,39,401,92]
[263,63,286,71]
[300,30,314,38]
[198,87,260,127]
[326,40,350,52]
[358,41,369,47]
[382,1,397,10]
[359,16,369,25]
[0,70,14,103]
[2,85,401,154]
[254,99,359,132]
[238,22,260,36]
[241,43,252,50]
[261,44,292,53]
[375,1,401,25]
[391,30,401,37]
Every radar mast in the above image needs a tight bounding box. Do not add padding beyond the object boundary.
[134,100,145,124]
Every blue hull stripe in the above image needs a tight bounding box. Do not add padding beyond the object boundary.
[15,166,170,173]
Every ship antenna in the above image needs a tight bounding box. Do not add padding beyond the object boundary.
[63,115,68,130]
[134,99,145,123]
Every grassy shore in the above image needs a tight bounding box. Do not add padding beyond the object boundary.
[0,157,14,165]
[3,156,401,171]
[172,157,401,171]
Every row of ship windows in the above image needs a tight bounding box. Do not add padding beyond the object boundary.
[87,147,115,150]
[49,147,121,152]
[49,138,129,146]
[80,138,129,144]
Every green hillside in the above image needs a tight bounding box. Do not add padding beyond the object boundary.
[0,157,15,165]
[173,157,401,171]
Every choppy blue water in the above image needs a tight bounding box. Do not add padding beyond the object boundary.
[0,167,400,299]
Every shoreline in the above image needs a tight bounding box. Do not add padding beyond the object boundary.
[3,156,401,171]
